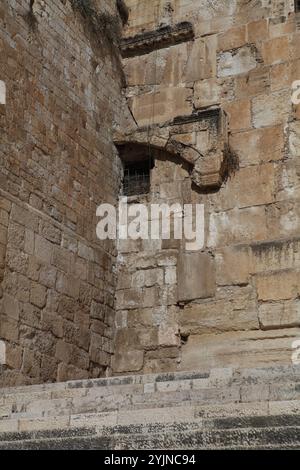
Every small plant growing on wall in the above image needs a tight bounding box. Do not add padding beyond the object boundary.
[70,0,122,49]
[70,0,125,80]
[24,0,38,31]
[116,0,129,25]
[221,143,240,183]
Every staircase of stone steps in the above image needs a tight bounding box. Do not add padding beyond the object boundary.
[0,365,300,449]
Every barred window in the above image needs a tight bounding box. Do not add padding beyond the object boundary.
[296,0,300,12]
[117,143,155,196]
[117,143,154,197]
[123,160,152,196]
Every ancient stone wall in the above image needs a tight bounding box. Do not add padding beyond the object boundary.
[1,0,300,386]
[113,0,300,374]
[0,0,132,386]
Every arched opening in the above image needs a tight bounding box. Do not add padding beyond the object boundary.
[116,142,192,197]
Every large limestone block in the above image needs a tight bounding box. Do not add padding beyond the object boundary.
[235,66,270,99]
[259,300,300,330]
[177,252,216,302]
[207,207,268,248]
[270,62,291,91]
[230,125,284,167]
[178,293,259,336]
[289,121,300,157]
[181,329,300,371]
[252,90,291,128]
[247,19,269,43]
[161,42,190,86]
[223,99,251,131]
[184,37,217,82]
[130,87,192,126]
[239,163,276,208]
[262,37,289,65]
[215,245,251,286]
[209,162,276,211]
[256,270,300,301]
[263,201,300,242]
[249,239,298,275]
[123,49,169,86]
[194,78,222,109]
[112,350,144,373]
[217,46,257,77]
[217,25,246,51]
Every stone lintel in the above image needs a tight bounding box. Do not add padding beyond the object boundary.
[121,22,194,58]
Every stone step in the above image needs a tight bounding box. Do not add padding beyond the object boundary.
[1,365,300,421]
[0,423,300,450]
[0,401,278,431]
[2,364,299,399]
[0,383,300,422]
[2,402,300,436]
[1,381,300,422]
[1,366,300,449]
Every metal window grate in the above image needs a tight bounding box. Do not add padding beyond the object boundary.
[123,161,151,196]
[296,0,300,12]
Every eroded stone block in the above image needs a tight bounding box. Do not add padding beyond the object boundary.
[177,252,216,302]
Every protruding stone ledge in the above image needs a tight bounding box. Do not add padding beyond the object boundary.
[121,22,194,58]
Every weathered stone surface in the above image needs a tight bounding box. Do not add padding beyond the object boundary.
[1,365,300,449]
[207,206,269,248]
[215,246,251,286]
[218,25,246,51]
[1,294,20,320]
[1,0,300,386]
[0,0,122,385]
[256,271,300,301]
[194,79,222,108]
[177,252,216,302]
[247,19,269,43]
[252,90,291,128]
[181,329,299,370]
[185,37,216,81]
[112,350,144,373]
[230,125,284,167]
[223,99,252,131]
[130,87,193,126]
[217,46,258,77]
[178,294,259,336]
[262,37,289,65]
[30,282,47,309]
[258,300,300,330]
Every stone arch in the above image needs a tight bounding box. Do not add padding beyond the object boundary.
[114,108,232,191]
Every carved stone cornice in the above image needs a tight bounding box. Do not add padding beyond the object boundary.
[120,22,194,58]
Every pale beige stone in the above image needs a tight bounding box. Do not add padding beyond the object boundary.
[130,87,193,126]
[258,300,300,330]
[252,90,291,128]
[216,246,251,286]
[194,79,221,108]
[181,329,300,370]
[112,350,144,373]
[177,252,216,302]
[256,271,300,301]
[217,46,257,77]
